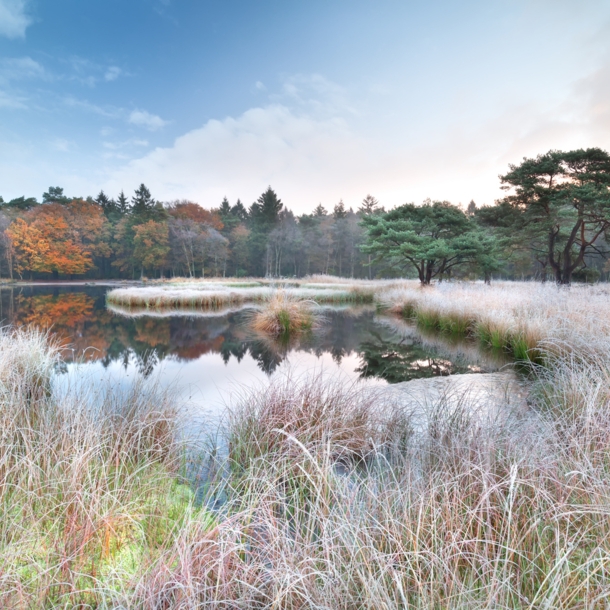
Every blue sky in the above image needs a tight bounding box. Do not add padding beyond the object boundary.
[1,0,610,212]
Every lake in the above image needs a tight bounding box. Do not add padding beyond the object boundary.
[0,284,507,420]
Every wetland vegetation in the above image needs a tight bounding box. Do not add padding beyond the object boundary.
[1,278,610,607]
[2,147,610,606]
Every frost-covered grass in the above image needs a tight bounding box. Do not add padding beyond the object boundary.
[106,282,375,311]
[0,327,214,607]
[142,356,610,608]
[6,319,610,606]
[249,289,318,336]
[381,280,610,361]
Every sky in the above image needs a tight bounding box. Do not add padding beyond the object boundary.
[1,0,610,213]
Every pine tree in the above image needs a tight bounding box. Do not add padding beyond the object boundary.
[219,197,231,217]
[131,184,155,217]
[333,200,347,219]
[42,186,69,204]
[314,204,327,217]
[95,190,118,218]
[359,194,380,215]
[116,191,130,214]
[231,199,248,220]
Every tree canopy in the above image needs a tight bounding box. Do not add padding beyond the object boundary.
[482,148,610,284]
[361,200,494,284]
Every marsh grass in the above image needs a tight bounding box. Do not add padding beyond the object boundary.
[249,290,318,337]
[131,354,610,608]
[380,281,610,363]
[0,327,215,608]
[11,278,610,607]
[106,282,375,313]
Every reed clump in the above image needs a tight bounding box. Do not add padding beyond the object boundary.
[227,373,383,468]
[249,290,317,337]
[0,326,214,608]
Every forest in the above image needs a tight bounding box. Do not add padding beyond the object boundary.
[1,147,609,283]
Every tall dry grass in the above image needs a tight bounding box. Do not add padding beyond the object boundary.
[9,277,610,607]
[131,351,610,608]
[0,326,215,608]
[381,280,610,361]
[107,283,375,312]
[249,290,318,337]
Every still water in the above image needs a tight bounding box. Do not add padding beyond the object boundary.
[0,284,505,417]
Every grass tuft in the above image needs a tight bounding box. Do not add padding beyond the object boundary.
[249,290,317,337]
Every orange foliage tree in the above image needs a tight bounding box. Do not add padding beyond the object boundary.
[167,200,224,230]
[6,219,52,278]
[6,201,111,278]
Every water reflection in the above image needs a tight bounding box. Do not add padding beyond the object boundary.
[0,285,503,383]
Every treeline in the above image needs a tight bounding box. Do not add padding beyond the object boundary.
[0,185,383,280]
[1,146,610,283]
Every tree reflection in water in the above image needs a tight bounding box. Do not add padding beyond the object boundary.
[0,286,500,381]
[355,330,485,383]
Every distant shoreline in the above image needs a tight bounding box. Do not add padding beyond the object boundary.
[0,280,143,287]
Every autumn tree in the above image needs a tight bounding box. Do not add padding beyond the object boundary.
[6,219,51,278]
[133,220,170,278]
[6,202,105,279]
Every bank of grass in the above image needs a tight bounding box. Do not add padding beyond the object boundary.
[144,354,610,608]
[0,327,215,607]
[381,280,610,362]
[106,282,375,312]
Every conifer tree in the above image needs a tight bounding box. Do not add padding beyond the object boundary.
[359,194,380,215]
[116,190,130,214]
[131,184,155,217]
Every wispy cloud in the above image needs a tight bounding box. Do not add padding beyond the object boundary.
[65,57,126,87]
[104,66,123,82]
[271,73,358,118]
[0,56,45,83]
[0,0,32,39]
[63,96,122,119]
[51,138,74,153]
[129,109,168,130]
[0,89,27,108]
[103,138,149,150]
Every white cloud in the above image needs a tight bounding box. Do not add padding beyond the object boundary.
[105,104,373,207]
[0,89,26,108]
[104,66,122,82]
[51,138,74,153]
[103,63,610,213]
[255,81,266,91]
[0,56,44,82]
[0,0,31,39]
[129,109,168,131]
